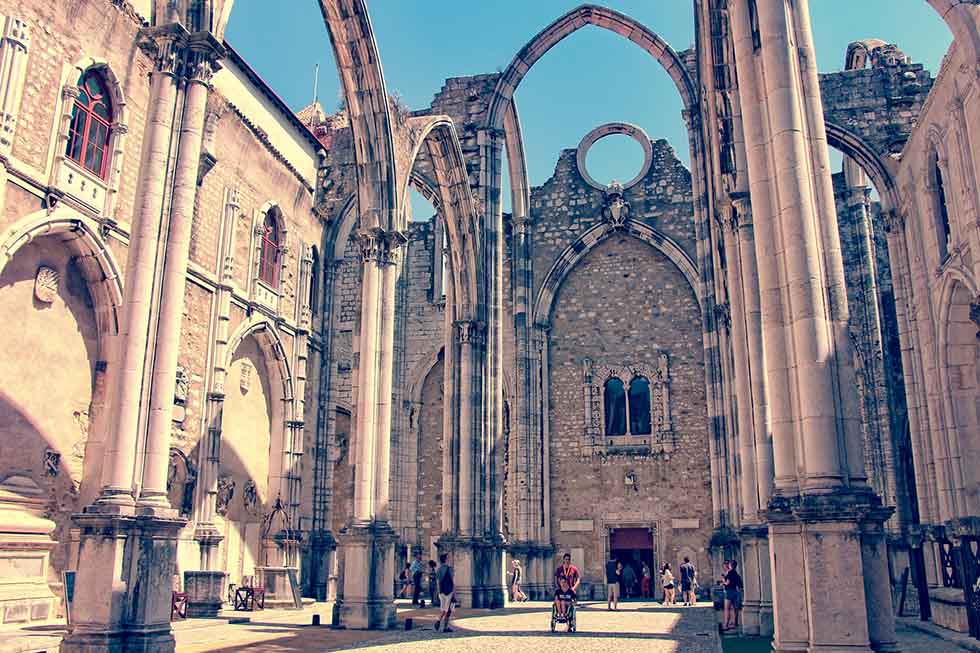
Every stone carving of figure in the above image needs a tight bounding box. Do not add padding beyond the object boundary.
[174,366,189,405]
[602,181,630,230]
[242,479,258,515]
[657,352,669,381]
[216,475,236,517]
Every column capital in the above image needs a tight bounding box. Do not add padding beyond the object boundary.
[881,209,905,234]
[356,228,407,265]
[511,214,533,234]
[454,319,486,345]
[138,24,225,81]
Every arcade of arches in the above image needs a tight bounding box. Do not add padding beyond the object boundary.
[0,0,980,651]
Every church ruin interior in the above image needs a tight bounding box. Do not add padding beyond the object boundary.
[1,0,980,651]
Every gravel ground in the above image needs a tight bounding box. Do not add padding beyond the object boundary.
[330,600,720,652]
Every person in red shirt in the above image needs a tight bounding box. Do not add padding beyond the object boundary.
[554,553,581,592]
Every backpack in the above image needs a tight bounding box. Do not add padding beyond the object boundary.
[439,566,454,595]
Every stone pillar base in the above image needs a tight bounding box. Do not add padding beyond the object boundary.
[61,509,184,653]
[337,521,396,629]
[436,535,507,608]
[183,570,226,618]
[766,492,893,653]
[255,566,301,609]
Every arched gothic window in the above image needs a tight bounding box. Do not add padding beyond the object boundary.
[934,158,952,261]
[309,245,320,314]
[66,70,112,179]
[259,210,281,287]
[604,377,627,436]
[628,376,652,435]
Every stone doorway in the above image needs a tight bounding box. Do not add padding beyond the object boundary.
[609,527,656,600]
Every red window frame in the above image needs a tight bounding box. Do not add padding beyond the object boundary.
[258,213,281,287]
[66,71,113,179]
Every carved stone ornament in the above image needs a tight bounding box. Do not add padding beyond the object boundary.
[240,359,252,394]
[242,479,259,515]
[174,366,189,405]
[34,265,59,303]
[44,448,60,476]
[216,475,236,517]
[602,181,630,231]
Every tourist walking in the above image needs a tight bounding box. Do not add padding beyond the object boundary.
[435,553,455,632]
[410,551,425,605]
[662,563,676,605]
[680,556,697,606]
[622,562,636,599]
[722,559,744,630]
[510,559,528,602]
[606,554,620,610]
[641,562,652,598]
[427,559,438,606]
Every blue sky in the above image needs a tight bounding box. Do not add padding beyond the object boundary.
[226,1,952,217]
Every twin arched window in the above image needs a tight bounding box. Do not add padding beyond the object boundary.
[604,376,652,436]
[259,211,281,287]
[66,70,113,179]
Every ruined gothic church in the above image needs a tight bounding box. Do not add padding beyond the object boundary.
[0,0,979,651]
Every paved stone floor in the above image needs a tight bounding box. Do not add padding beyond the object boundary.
[330,600,719,652]
[1,601,974,652]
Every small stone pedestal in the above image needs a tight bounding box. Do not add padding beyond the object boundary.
[0,476,58,627]
[766,492,894,653]
[255,566,301,609]
[60,507,185,653]
[183,571,226,618]
[337,521,396,629]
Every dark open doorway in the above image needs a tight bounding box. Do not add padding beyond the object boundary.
[610,527,656,599]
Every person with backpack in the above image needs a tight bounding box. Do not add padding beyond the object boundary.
[435,553,455,632]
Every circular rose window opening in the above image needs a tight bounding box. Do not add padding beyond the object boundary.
[576,122,653,191]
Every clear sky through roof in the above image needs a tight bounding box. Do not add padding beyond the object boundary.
[226,1,952,219]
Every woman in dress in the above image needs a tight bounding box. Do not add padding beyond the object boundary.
[661,563,676,605]
[510,558,528,602]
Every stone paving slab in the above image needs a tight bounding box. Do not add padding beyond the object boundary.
[330,600,720,653]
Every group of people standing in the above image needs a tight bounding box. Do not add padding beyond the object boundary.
[398,552,457,632]
[604,555,699,609]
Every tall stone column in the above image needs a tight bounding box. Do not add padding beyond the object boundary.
[61,24,204,653]
[730,1,894,651]
[142,34,223,510]
[338,228,404,629]
[98,28,181,507]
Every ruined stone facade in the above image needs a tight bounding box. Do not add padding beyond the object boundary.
[1,0,980,651]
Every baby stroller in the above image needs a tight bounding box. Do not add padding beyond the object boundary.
[550,601,577,633]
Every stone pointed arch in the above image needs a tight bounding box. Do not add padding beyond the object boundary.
[926,0,980,62]
[225,316,294,403]
[825,120,900,211]
[223,316,295,503]
[404,115,482,319]
[0,208,124,346]
[532,220,700,329]
[318,0,399,233]
[485,4,697,132]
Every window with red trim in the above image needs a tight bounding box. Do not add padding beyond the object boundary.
[66,71,113,179]
[259,211,281,287]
